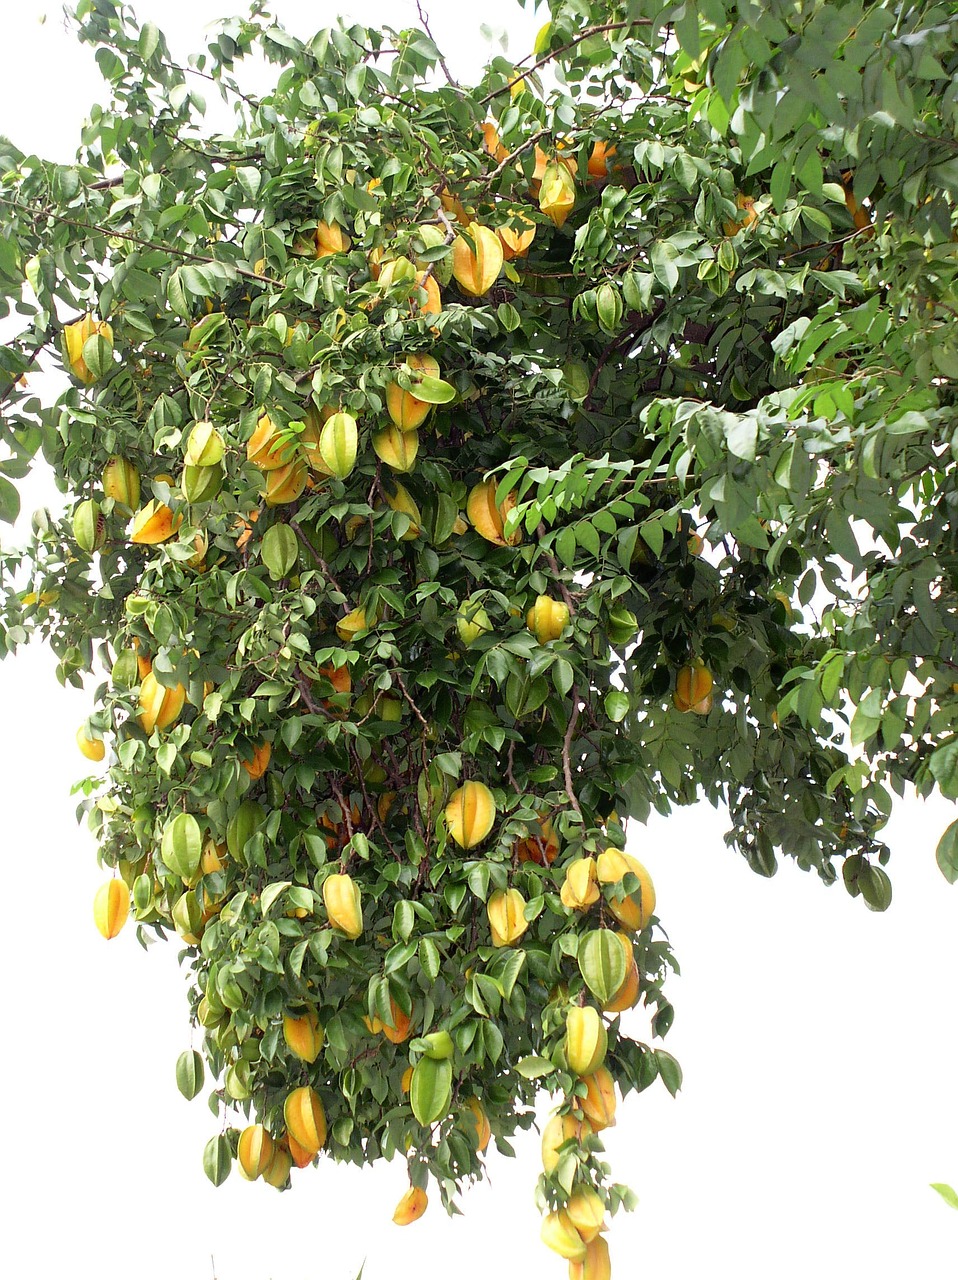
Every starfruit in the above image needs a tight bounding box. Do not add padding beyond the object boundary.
[414,270,442,317]
[372,425,419,473]
[63,313,113,384]
[673,660,714,712]
[566,1187,606,1244]
[463,1096,491,1151]
[413,224,453,285]
[137,670,186,734]
[161,812,203,883]
[226,798,264,862]
[541,1210,588,1261]
[262,458,308,506]
[515,813,559,866]
[247,413,294,470]
[382,996,414,1045]
[444,780,496,849]
[577,1067,617,1132]
[323,873,363,938]
[541,1112,592,1176]
[262,1144,292,1189]
[456,599,493,647]
[103,456,141,509]
[527,594,570,643]
[315,220,348,257]
[237,1124,275,1180]
[393,1186,428,1225]
[93,879,129,939]
[317,411,359,479]
[565,1006,608,1077]
[286,1131,316,1169]
[595,848,656,932]
[184,421,225,467]
[466,478,521,547]
[498,212,536,260]
[409,1054,453,1126]
[336,605,370,642]
[577,929,628,1006]
[182,463,223,504]
[241,740,271,780]
[283,1086,327,1155]
[383,481,422,540]
[452,224,503,296]
[386,353,439,430]
[77,725,105,762]
[568,1235,612,1280]
[73,499,105,553]
[171,890,204,944]
[588,140,616,180]
[540,161,576,228]
[560,857,600,911]
[487,887,529,948]
[130,499,182,544]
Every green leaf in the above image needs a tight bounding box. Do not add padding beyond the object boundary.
[931,1183,958,1210]
[936,820,958,885]
[930,740,958,800]
[654,1049,683,1097]
[0,475,20,525]
[514,1055,555,1079]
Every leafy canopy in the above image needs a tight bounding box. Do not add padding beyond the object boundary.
[1,0,957,1256]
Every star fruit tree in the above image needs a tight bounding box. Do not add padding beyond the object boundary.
[1,0,958,1271]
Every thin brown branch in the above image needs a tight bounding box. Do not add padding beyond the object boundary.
[416,2,462,95]
[479,21,650,105]
[563,686,583,818]
[392,667,431,732]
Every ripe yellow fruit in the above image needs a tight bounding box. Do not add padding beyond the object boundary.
[497,212,536,261]
[247,414,294,470]
[452,224,504,296]
[393,1185,428,1225]
[63,313,112,383]
[238,1124,275,1180]
[541,1209,588,1261]
[673,661,714,712]
[262,458,308,506]
[137,670,186,734]
[400,1066,414,1094]
[515,813,559,866]
[463,1096,491,1151]
[539,161,576,228]
[130,499,181,544]
[241,740,271,780]
[526,594,570,643]
[315,220,348,257]
[602,958,640,1013]
[723,192,759,236]
[568,1234,611,1280]
[323,873,363,938]
[577,1067,617,1131]
[486,887,529,948]
[541,1112,592,1176]
[382,996,413,1044]
[382,481,422,540]
[286,1131,315,1169]
[595,848,656,932]
[386,353,439,430]
[587,140,616,180]
[480,120,509,162]
[456,598,493,646]
[466,478,522,546]
[565,1005,608,1077]
[372,424,419,472]
[566,1186,605,1244]
[283,1009,324,1063]
[283,1086,327,1155]
[262,1143,293,1189]
[445,780,496,849]
[77,727,105,762]
[93,879,129,939]
[560,857,600,911]
[336,606,370,642]
[414,269,442,317]
[102,456,140,509]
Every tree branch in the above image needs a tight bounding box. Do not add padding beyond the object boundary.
[563,686,583,818]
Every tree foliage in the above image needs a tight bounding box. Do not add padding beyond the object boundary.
[2,0,958,1259]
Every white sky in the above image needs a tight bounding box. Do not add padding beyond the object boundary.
[1,2,958,1277]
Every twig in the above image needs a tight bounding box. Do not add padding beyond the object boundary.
[479,21,651,105]
[563,686,583,818]
[536,523,575,612]
[392,667,431,732]
[416,2,462,96]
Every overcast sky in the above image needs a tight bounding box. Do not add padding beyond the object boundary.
[2,2,958,1277]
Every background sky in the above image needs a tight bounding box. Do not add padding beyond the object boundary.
[2,2,958,1277]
